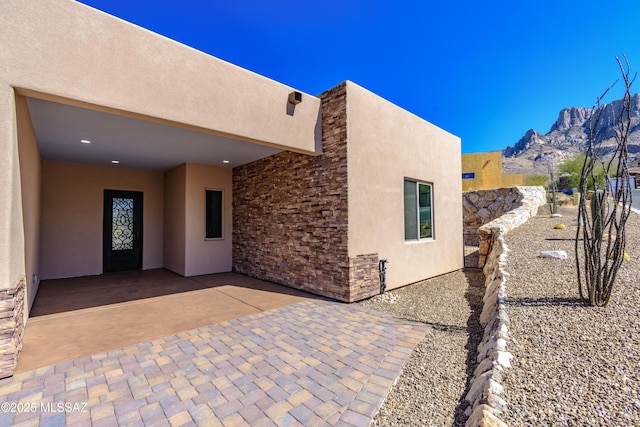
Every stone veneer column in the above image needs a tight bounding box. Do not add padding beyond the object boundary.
[348,254,380,302]
[233,83,381,302]
[0,278,25,378]
[233,84,350,301]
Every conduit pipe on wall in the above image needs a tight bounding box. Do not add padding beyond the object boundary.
[379,259,388,294]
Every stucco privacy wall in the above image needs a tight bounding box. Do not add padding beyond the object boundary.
[0,84,26,379]
[16,95,41,312]
[0,85,25,293]
[40,161,164,280]
[233,84,352,301]
[0,0,321,155]
[346,82,463,290]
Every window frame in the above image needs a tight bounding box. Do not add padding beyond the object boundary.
[403,179,434,242]
[204,188,224,240]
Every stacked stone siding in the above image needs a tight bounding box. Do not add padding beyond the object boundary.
[234,84,348,301]
[233,83,382,302]
[0,278,25,379]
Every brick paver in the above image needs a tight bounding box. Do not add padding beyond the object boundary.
[0,300,428,426]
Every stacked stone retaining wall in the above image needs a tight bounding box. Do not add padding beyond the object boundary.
[463,187,523,246]
[464,186,545,427]
[463,186,546,268]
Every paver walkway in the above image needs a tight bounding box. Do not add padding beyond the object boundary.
[0,300,428,426]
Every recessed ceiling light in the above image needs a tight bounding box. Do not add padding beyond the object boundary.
[111,160,119,164]
[80,139,91,144]
[223,160,230,164]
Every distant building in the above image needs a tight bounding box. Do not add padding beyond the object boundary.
[461,151,524,191]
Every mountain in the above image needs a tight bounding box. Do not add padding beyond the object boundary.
[503,93,640,176]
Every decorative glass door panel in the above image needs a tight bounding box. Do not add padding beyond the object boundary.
[112,197,134,250]
[103,190,143,272]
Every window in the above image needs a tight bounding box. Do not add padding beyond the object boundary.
[205,189,223,239]
[462,172,475,180]
[404,179,433,240]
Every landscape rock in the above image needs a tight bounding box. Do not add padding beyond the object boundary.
[539,250,568,260]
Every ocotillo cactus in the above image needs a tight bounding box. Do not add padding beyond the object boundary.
[590,189,606,241]
[575,56,633,307]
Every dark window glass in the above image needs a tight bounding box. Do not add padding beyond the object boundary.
[205,190,223,239]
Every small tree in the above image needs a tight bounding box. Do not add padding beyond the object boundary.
[575,56,635,307]
[558,153,611,190]
[558,153,585,190]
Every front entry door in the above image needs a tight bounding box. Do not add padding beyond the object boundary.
[103,190,143,273]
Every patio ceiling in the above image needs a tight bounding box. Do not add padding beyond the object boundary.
[26,97,283,171]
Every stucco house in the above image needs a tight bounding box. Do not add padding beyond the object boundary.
[462,151,524,191]
[0,0,462,377]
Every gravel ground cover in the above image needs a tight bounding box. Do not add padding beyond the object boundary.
[358,206,639,426]
[358,269,485,426]
[502,206,640,426]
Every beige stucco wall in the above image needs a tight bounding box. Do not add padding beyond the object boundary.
[184,164,233,276]
[0,0,321,155]
[0,84,26,292]
[15,95,40,312]
[162,163,232,277]
[40,161,164,279]
[163,165,187,276]
[346,81,463,290]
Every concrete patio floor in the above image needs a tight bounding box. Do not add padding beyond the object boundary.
[17,270,320,373]
[0,271,428,426]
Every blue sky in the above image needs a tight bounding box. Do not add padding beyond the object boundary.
[77,0,639,154]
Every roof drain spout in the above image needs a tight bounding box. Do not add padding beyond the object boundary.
[379,259,388,294]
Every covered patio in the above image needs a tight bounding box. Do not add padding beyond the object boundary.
[17,270,320,372]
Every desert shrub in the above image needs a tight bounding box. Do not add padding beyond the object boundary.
[559,153,615,190]
[525,174,548,188]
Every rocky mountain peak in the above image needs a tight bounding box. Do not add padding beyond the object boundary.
[503,129,543,158]
[549,107,590,132]
[502,93,640,176]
